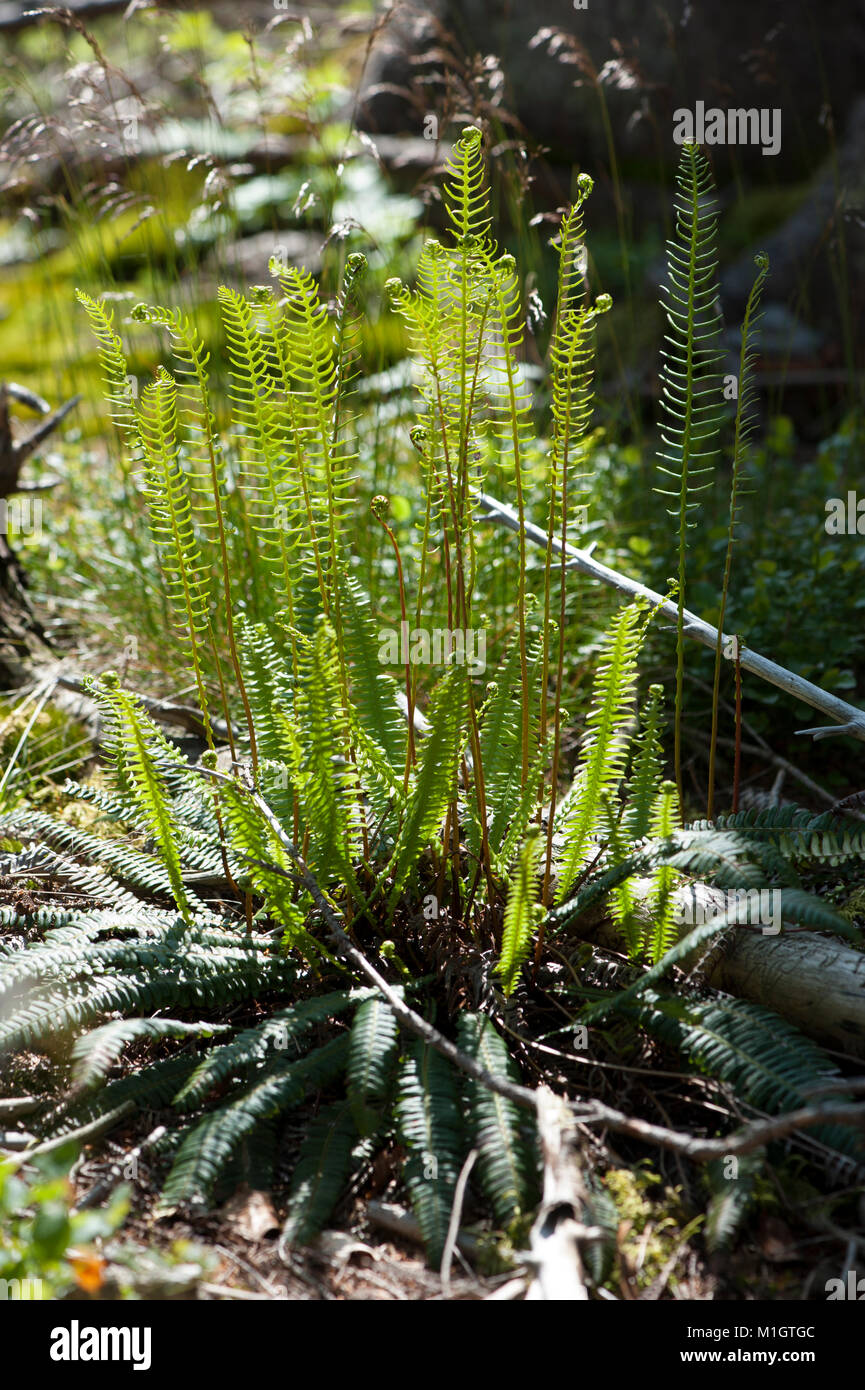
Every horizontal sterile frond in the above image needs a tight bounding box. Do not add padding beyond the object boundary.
[458,1013,539,1224]
[395,1041,464,1266]
[159,1034,350,1212]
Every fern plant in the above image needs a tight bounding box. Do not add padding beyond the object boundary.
[2,129,863,1279]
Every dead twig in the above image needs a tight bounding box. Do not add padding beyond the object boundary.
[478,490,865,745]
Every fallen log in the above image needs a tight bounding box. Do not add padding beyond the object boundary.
[584,879,865,1058]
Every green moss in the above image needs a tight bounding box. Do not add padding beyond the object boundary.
[603,1163,700,1291]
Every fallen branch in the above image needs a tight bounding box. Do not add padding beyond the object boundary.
[367,1200,480,1262]
[524,1088,594,1301]
[478,491,865,745]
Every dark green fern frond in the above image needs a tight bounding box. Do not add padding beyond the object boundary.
[385,665,466,912]
[395,1041,464,1266]
[174,990,365,1111]
[159,1034,350,1213]
[281,1100,360,1248]
[347,993,401,1137]
[704,1153,763,1253]
[458,1013,538,1225]
[636,989,864,1159]
[72,1017,230,1091]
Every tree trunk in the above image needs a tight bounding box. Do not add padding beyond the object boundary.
[0,382,78,687]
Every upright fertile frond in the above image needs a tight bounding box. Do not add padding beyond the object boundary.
[707,252,770,818]
[385,666,466,911]
[217,284,306,610]
[552,180,592,325]
[442,125,491,244]
[656,144,725,502]
[91,676,193,920]
[75,292,141,440]
[485,252,534,781]
[270,263,352,615]
[656,142,725,800]
[135,368,215,738]
[132,300,258,770]
[395,1041,463,1266]
[130,301,226,510]
[332,252,367,443]
[498,829,542,997]
[539,174,610,901]
[555,602,648,903]
[547,175,608,515]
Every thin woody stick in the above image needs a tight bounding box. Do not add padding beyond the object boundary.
[477,490,865,745]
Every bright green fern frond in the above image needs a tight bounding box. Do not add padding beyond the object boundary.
[91,676,193,919]
[623,684,666,840]
[498,829,543,997]
[643,780,682,963]
[75,292,142,441]
[442,125,491,244]
[340,573,406,776]
[282,618,363,891]
[555,601,649,902]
